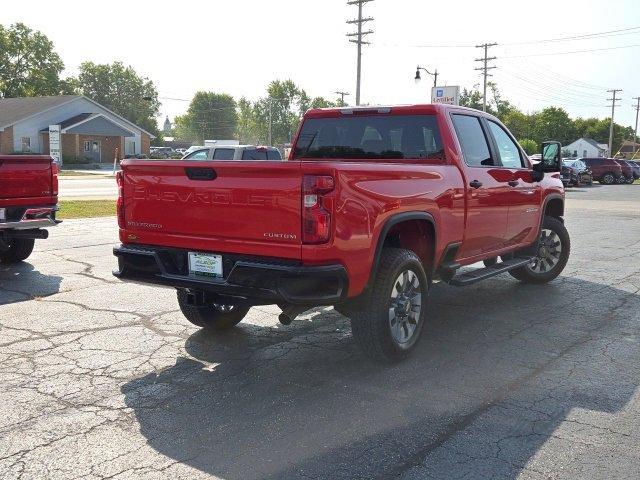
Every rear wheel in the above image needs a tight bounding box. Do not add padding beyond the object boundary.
[0,238,35,264]
[176,289,249,330]
[601,172,615,185]
[350,248,429,363]
[509,216,570,284]
[617,175,627,184]
[627,176,635,184]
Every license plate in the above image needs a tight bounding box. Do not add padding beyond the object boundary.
[0,208,5,222]
[188,252,223,278]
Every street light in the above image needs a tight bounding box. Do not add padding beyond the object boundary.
[414,66,438,88]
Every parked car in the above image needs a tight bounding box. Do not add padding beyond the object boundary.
[182,145,283,161]
[564,159,593,186]
[620,160,639,182]
[581,157,624,184]
[113,104,569,363]
[614,160,635,184]
[561,160,579,187]
[150,147,175,159]
[0,155,59,263]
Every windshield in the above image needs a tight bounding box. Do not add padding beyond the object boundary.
[294,114,444,160]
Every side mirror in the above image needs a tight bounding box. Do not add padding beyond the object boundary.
[540,141,562,172]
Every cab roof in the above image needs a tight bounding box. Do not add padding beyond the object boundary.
[304,103,486,118]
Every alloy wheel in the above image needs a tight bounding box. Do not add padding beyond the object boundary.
[389,269,422,346]
[528,228,562,273]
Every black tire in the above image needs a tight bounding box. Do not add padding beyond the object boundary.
[509,216,570,284]
[627,176,635,185]
[350,248,429,363]
[176,289,249,330]
[601,172,615,185]
[483,257,498,267]
[0,238,35,263]
[617,175,627,184]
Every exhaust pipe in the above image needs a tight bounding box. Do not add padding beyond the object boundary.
[7,229,49,240]
[278,305,310,325]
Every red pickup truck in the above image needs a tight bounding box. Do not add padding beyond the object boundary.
[114,104,570,362]
[0,155,59,263]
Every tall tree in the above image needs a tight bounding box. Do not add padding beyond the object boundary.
[533,107,575,146]
[0,23,65,97]
[459,87,494,114]
[74,61,160,135]
[174,92,237,143]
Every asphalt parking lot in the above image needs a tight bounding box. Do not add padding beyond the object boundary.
[1,184,639,480]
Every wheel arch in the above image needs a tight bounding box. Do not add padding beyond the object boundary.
[368,212,437,288]
[543,194,564,220]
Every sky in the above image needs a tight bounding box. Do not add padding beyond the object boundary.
[4,0,640,130]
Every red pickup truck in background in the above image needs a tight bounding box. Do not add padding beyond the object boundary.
[114,104,570,362]
[0,155,59,263]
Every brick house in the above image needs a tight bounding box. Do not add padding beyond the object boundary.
[0,96,154,162]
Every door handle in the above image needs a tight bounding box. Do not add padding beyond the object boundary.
[185,167,217,181]
[508,180,519,187]
[469,180,483,189]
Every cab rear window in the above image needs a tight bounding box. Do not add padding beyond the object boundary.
[294,114,444,160]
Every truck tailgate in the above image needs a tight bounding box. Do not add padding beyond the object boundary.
[122,160,303,259]
[0,157,53,200]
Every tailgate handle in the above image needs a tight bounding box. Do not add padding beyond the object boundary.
[185,167,217,181]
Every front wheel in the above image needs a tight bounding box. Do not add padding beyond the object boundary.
[509,216,570,284]
[177,289,249,330]
[0,238,35,263]
[617,175,627,184]
[350,248,429,363]
[601,172,615,185]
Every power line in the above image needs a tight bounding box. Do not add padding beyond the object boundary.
[346,0,374,105]
[501,25,640,45]
[607,89,622,155]
[382,25,640,48]
[502,43,640,58]
[498,67,605,102]
[475,43,497,112]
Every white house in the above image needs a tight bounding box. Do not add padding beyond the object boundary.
[0,95,154,162]
[563,137,609,158]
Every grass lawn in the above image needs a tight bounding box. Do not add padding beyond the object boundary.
[58,200,116,219]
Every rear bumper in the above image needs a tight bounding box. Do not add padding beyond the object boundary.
[0,205,59,231]
[113,244,348,305]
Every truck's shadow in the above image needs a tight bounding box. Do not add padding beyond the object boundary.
[122,276,639,479]
[0,262,62,305]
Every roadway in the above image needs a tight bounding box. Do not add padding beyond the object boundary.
[59,175,118,200]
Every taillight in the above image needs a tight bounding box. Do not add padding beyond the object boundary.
[302,174,334,244]
[116,171,125,229]
[51,162,59,196]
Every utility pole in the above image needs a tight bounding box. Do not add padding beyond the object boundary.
[268,99,272,146]
[607,89,622,157]
[335,90,351,106]
[347,0,374,106]
[632,97,640,157]
[474,43,497,112]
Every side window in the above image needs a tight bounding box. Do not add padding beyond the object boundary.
[185,149,210,160]
[451,114,493,167]
[212,148,235,160]
[487,121,524,168]
[267,149,282,160]
[242,149,268,160]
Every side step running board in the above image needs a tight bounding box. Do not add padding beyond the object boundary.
[448,257,534,286]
